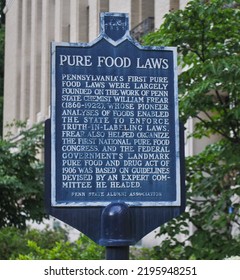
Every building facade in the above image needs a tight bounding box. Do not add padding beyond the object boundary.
[3,0,188,133]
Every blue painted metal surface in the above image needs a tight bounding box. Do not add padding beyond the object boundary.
[50,13,180,207]
[45,13,185,246]
[45,118,185,245]
[100,202,134,246]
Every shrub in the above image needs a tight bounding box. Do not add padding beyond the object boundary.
[0,225,104,260]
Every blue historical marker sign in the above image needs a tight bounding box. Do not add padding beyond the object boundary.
[51,13,180,207]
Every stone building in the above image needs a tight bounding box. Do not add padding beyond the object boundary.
[3,0,188,134]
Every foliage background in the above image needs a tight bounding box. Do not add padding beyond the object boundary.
[143,0,240,259]
[0,122,46,229]
[0,226,105,260]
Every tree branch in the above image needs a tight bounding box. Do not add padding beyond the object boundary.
[195,115,234,141]
[214,90,239,139]
[215,90,225,106]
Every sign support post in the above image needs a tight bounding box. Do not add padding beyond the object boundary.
[100,202,133,260]
[105,246,129,260]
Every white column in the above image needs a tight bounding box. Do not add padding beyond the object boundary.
[40,0,55,120]
[154,0,171,28]
[20,0,31,121]
[3,0,21,133]
[62,0,70,42]
[55,0,63,41]
[40,0,48,120]
[29,0,42,125]
[70,0,79,42]
[79,0,89,42]
[55,0,70,42]
[70,0,89,43]
[88,0,100,41]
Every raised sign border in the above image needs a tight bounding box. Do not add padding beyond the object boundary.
[51,12,181,207]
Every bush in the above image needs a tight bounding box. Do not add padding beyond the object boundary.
[16,234,105,260]
[0,226,104,260]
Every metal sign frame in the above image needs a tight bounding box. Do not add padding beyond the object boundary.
[51,13,180,207]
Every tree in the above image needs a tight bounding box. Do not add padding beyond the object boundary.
[144,0,240,259]
[0,122,46,229]
[0,0,4,137]
[0,0,5,25]
[0,24,4,137]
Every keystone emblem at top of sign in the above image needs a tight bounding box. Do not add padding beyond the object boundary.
[101,13,130,42]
